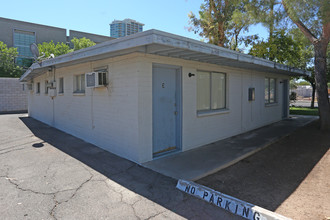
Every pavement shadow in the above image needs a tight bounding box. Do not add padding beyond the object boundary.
[197,120,329,211]
[19,116,239,220]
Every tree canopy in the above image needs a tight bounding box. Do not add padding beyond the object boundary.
[38,41,71,58]
[0,41,23,78]
[188,0,254,49]
[71,37,96,51]
[189,0,330,129]
[249,30,301,64]
[38,37,96,59]
[282,0,330,129]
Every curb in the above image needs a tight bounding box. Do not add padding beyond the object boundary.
[177,179,291,220]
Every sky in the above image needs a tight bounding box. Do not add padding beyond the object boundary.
[1,0,268,48]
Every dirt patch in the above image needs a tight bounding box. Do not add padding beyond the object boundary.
[197,121,330,220]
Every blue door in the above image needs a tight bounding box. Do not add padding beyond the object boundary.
[152,65,181,156]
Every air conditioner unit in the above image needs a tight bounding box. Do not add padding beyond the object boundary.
[49,88,56,98]
[85,72,107,88]
[46,81,56,88]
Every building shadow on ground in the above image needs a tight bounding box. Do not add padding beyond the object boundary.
[19,116,328,217]
[19,116,240,220]
[197,120,329,211]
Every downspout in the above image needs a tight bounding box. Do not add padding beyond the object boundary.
[90,62,95,129]
[240,71,243,132]
[52,66,56,126]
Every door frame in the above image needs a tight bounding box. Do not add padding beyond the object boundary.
[152,63,182,158]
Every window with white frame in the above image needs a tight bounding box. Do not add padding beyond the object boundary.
[36,82,40,94]
[74,74,85,93]
[265,77,276,104]
[59,77,64,94]
[197,71,226,112]
[45,80,49,94]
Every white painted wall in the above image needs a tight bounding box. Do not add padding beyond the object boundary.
[137,54,289,155]
[28,55,141,162]
[27,53,289,163]
[0,78,27,113]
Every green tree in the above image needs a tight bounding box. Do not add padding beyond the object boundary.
[38,41,71,58]
[247,0,287,60]
[298,80,311,86]
[38,38,96,59]
[0,41,23,78]
[249,30,301,65]
[282,0,330,130]
[289,28,317,108]
[71,37,96,51]
[247,0,284,38]
[226,0,256,50]
[188,0,253,48]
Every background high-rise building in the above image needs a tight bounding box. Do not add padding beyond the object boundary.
[110,19,144,38]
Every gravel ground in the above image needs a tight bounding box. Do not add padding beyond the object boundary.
[197,121,330,220]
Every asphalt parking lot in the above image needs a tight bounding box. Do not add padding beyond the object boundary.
[0,114,243,220]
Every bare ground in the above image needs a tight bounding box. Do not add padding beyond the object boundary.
[197,121,330,220]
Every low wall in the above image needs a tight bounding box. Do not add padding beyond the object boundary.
[0,77,27,113]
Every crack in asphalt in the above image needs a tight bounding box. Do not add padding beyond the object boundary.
[0,148,25,155]
[2,168,94,220]
[50,171,94,220]
[0,135,35,146]
[4,176,54,196]
[0,140,39,152]
[131,198,143,220]
[146,210,167,220]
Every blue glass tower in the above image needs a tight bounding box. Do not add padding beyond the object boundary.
[110,19,144,38]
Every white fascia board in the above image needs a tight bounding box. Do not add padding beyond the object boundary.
[20,29,309,81]
[151,30,308,76]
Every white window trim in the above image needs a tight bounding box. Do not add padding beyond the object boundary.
[197,71,227,113]
[197,109,230,117]
[73,74,85,94]
[36,82,40,94]
[58,77,64,94]
[44,80,48,95]
[265,77,277,105]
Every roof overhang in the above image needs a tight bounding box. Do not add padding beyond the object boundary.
[20,29,310,82]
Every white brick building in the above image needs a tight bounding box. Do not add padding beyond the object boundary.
[20,30,308,163]
[0,78,27,113]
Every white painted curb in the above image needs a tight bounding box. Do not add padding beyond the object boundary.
[176,179,291,220]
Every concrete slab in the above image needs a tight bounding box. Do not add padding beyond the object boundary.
[143,115,317,181]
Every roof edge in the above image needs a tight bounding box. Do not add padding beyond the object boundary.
[20,29,310,82]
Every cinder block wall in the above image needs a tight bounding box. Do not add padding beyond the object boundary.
[0,78,27,113]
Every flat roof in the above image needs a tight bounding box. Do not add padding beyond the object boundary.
[0,17,66,31]
[20,29,309,82]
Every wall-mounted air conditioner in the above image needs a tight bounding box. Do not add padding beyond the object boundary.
[85,72,107,88]
[49,88,56,98]
[46,81,56,88]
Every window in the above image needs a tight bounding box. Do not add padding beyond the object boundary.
[197,71,226,111]
[36,82,40,94]
[265,77,276,104]
[13,29,35,67]
[74,74,85,93]
[45,80,49,94]
[59,77,64,94]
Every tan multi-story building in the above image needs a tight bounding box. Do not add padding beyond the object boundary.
[0,17,114,67]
